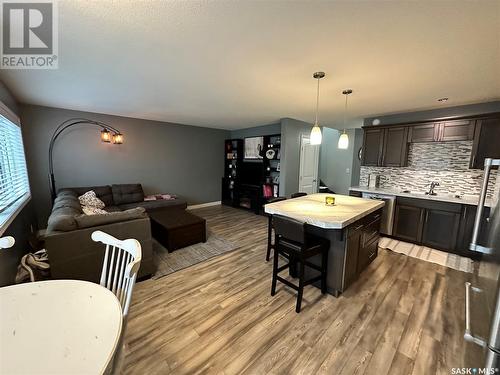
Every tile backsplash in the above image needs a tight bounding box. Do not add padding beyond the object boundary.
[359,141,497,197]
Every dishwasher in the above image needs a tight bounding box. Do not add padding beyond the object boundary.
[361,192,396,236]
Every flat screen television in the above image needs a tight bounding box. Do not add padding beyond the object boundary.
[240,162,263,186]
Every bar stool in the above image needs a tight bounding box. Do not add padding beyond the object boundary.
[265,196,286,261]
[271,215,329,313]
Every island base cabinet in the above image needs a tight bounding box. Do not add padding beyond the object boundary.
[301,209,382,297]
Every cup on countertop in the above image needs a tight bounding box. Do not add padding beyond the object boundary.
[325,196,335,206]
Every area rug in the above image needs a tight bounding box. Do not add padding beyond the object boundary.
[152,233,238,279]
[378,237,474,273]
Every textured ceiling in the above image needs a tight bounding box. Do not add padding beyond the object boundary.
[1,0,499,129]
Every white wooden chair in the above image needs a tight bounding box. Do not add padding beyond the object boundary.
[92,231,142,374]
[91,231,142,317]
[0,236,15,249]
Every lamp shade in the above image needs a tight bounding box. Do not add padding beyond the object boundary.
[310,124,322,145]
[338,131,349,149]
[112,133,124,144]
[100,129,111,143]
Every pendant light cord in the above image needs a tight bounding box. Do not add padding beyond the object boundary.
[343,92,348,132]
[315,77,320,125]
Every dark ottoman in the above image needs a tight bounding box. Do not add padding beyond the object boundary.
[149,209,206,251]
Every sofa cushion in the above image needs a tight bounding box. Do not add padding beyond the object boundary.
[104,206,122,213]
[52,196,82,212]
[75,207,147,229]
[117,198,187,212]
[82,206,108,215]
[112,184,144,205]
[78,191,106,209]
[47,206,80,232]
[56,190,78,199]
[63,186,114,206]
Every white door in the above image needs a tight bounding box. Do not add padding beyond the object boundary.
[298,135,319,194]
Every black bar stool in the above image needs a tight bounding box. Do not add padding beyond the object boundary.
[264,197,286,261]
[270,214,329,313]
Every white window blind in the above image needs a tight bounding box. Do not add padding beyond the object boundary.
[0,114,29,214]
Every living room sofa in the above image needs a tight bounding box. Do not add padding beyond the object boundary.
[44,184,187,283]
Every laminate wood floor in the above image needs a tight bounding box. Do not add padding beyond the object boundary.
[124,205,472,375]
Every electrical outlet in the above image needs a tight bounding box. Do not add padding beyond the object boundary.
[346,168,350,174]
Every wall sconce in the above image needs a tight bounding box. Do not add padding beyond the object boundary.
[101,129,111,143]
[113,133,124,144]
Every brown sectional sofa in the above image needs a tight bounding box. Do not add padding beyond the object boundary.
[44,184,187,283]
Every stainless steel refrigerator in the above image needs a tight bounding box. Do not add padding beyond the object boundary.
[466,158,500,369]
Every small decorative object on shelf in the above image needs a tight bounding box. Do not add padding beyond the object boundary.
[325,196,336,206]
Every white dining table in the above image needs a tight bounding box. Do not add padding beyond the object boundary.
[0,280,122,375]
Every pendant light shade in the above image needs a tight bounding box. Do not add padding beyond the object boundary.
[338,89,353,149]
[310,72,325,145]
[338,130,349,149]
[310,124,322,145]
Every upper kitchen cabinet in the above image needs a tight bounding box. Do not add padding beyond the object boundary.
[438,119,475,141]
[470,117,500,169]
[409,120,474,143]
[381,126,408,167]
[408,123,439,143]
[362,127,407,167]
[362,128,384,166]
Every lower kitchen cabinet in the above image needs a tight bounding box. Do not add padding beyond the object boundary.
[344,227,361,289]
[392,197,487,257]
[344,211,381,290]
[421,208,460,250]
[458,205,491,256]
[393,204,424,242]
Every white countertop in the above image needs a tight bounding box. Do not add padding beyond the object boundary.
[264,193,384,229]
[349,186,493,207]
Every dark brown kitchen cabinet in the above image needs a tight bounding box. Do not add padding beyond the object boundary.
[393,204,424,242]
[408,123,438,143]
[344,210,381,290]
[358,237,378,274]
[344,225,362,290]
[458,205,491,257]
[438,120,475,141]
[470,117,500,169]
[362,128,384,166]
[362,127,407,167]
[381,126,408,167]
[421,208,460,250]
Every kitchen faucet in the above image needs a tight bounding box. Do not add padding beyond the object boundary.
[426,181,440,196]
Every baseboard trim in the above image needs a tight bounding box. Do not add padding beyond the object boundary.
[187,201,221,210]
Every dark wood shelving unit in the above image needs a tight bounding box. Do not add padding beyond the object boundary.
[221,139,243,207]
[221,134,281,214]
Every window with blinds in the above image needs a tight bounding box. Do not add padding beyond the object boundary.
[0,113,30,224]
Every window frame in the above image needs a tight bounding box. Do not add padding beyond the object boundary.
[0,100,31,236]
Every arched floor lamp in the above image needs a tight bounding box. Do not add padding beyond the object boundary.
[48,118,124,201]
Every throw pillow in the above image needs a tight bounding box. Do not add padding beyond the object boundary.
[82,205,108,215]
[78,190,105,209]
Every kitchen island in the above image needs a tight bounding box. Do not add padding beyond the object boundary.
[265,193,384,297]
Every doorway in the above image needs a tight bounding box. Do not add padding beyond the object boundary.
[298,135,319,194]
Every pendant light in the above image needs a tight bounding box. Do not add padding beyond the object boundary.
[310,72,325,145]
[338,89,352,149]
